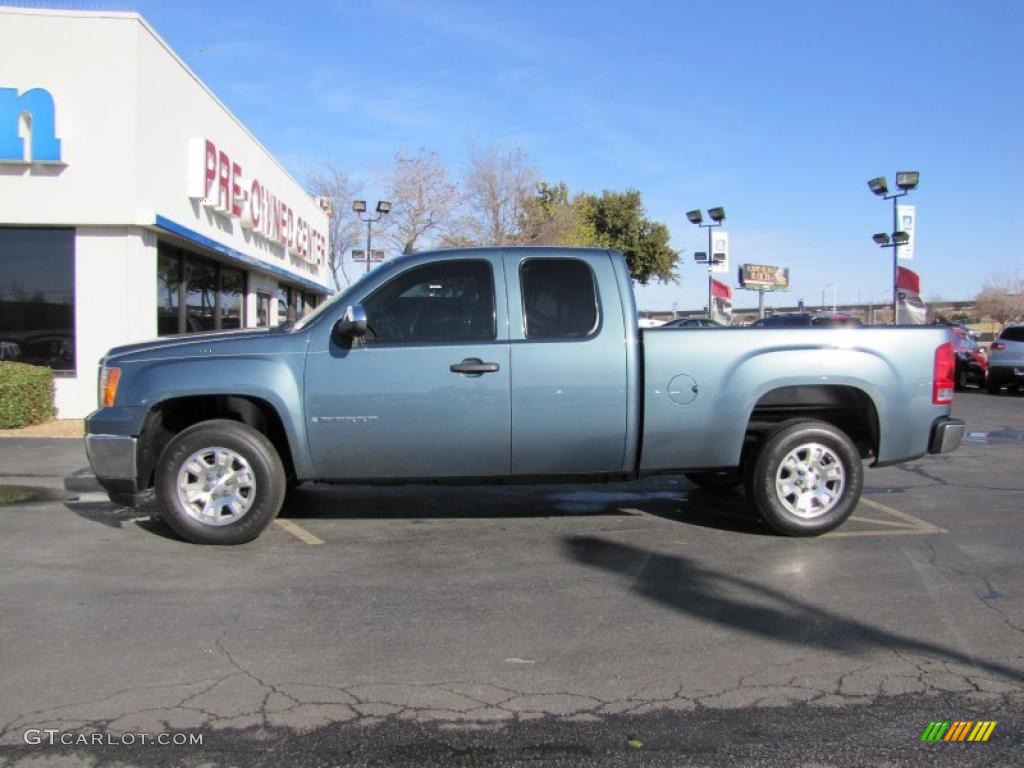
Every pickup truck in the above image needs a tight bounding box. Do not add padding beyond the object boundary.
[85,247,965,544]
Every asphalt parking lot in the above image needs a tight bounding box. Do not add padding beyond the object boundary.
[0,390,1021,767]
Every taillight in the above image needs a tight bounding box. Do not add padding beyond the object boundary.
[991,341,1006,351]
[933,342,954,405]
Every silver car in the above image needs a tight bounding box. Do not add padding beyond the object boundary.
[987,325,1024,393]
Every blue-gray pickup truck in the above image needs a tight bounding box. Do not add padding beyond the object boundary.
[85,247,965,544]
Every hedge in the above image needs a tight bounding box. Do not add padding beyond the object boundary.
[0,362,56,429]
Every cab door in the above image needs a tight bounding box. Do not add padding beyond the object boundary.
[503,250,630,475]
[304,254,510,479]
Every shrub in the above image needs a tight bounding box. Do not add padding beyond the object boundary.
[0,362,56,429]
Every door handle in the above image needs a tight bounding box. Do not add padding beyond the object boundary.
[450,358,500,375]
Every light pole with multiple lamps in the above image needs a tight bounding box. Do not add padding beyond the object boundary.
[352,199,391,274]
[685,206,726,321]
[867,171,919,324]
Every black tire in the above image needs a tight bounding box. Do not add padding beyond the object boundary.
[955,364,968,392]
[685,471,743,493]
[987,377,1002,395]
[744,419,863,536]
[154,419,286,545]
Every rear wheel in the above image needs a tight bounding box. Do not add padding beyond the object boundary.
[154,419,286,544]
[955,364,968,391]
[744,419,863,536]
[987,377,1002,395]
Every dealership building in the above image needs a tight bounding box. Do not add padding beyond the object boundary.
[0,6,331,417]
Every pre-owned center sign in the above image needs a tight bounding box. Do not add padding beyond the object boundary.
[188,138,326,266]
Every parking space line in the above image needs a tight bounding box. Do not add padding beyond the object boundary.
[824,497,947,538]
[274,518,324,545]
[859,497,947,533]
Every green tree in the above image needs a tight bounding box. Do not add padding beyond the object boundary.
[574,189,678,285]
[520,184,678,284]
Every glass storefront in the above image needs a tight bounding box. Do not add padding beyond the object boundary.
[157,242,245,335]
[277,285,318,325]
[0,228,76,371]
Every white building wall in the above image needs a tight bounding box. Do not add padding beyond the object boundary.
[0,8,333,419]
[56,226,157,417]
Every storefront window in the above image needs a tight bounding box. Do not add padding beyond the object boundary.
[158,242,246,335]
[278,286,292,324]
[220,267,244,330]
[0,228,75,371]
[256,292,271,328]
[157,250,181,336]
[185,258,217,332]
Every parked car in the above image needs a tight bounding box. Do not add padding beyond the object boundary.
[949,325,988,390]
[660,317,723,328]
[987,324,1024,394]
[750,313,864,328]
[85,247,963,544]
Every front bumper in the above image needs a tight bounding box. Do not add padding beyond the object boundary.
[85,434,139,503]
[929,417,965,454]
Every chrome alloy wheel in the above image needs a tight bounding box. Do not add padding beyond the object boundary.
[176,447,256,526]
[774,442,846,519]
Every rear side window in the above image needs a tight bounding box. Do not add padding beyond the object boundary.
[363,259,495,343]
[520,259,599,339]
[1000,326,1024,342]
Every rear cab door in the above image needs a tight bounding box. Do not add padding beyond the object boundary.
[502,249,635,475]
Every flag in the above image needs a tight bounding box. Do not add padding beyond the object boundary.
[710,278,732,325]
[896,266,926,324]
[896,204,916,259]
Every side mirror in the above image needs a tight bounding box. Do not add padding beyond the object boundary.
[333,304,367,342]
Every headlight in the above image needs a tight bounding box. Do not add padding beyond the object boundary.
[99,367,121,408]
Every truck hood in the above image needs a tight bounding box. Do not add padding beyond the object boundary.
[102,328,281,363]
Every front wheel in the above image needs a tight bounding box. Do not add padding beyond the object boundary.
[987,377,1002,395]
[744,419,863,536]
[154,419,286,544]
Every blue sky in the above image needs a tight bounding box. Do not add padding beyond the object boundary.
[122,0,1023,309]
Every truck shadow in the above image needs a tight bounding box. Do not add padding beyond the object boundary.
[277,481,771,535]
[562,534,1024,683]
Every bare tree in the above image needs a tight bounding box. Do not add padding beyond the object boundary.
[460,144,538,245]
[975,271,1024,329]
[381,149,459,255]
[306,162,361,290]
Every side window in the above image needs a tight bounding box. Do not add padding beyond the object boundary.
[363,260,495,343]
[520,258,599,339]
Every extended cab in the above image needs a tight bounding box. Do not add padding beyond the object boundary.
[85,248,965,544]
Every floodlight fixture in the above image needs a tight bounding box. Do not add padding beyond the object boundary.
[867,177,888,196]
[686,209,703,225]
[707,206,726,222]
[892,230,910,244]
[895,171,919,191]
[376,200,392,214]
[694,251,708,262]
[872,233,891,245]
[352,199,367,213]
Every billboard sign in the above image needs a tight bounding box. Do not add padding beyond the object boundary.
[738,263,790,291]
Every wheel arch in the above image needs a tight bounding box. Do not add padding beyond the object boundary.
[135,394,299,492]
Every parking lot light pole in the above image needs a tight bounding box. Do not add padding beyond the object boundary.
[352,199,391,274]
[868,172,919,324]
[686,207,726,321]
